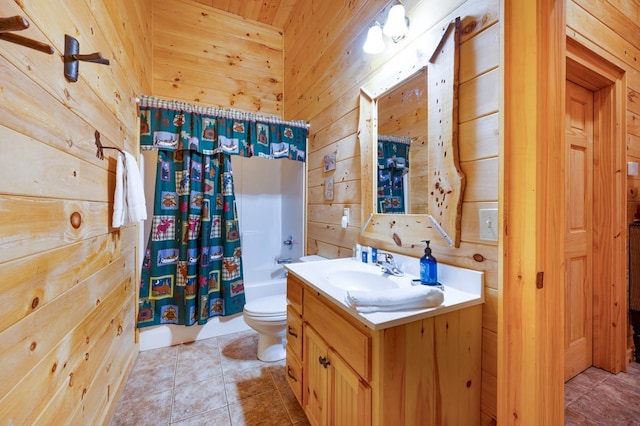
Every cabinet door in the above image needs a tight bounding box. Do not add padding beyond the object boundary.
[286,306,304,404]
[328,349,372,426]
[304,325,329,426]
[287,305,303,360]
[286,353,303,405]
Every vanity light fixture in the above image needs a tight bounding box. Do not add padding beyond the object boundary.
[363,1,410,54]
[363,22,385,54]
[383,2,410,42]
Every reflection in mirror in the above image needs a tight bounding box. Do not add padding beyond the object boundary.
[376,69,427,214]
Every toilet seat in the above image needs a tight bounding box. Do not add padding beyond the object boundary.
[243,294,286,319]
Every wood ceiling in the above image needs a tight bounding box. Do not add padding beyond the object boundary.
[192,0,300,28]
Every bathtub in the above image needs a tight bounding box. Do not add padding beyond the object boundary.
[138,275,286,351]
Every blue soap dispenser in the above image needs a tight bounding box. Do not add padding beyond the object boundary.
[420,240,438,286]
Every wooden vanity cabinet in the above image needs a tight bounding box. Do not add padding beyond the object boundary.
[286,273,482,426]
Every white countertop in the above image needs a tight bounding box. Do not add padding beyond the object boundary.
[284,256,484,331]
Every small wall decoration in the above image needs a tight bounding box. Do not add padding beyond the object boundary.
[324,176,334,201]
[323,152,336,172]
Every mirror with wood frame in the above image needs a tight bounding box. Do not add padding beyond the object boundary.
[359,17,464,248]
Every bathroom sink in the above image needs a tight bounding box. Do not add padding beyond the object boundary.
[325,270,407,291]
[285,256,485,330]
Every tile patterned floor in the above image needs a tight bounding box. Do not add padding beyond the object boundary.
[112,329,640,425]
[565,362,640,425]
[110,330,310,426]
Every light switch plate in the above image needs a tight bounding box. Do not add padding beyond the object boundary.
[479,209,498,241]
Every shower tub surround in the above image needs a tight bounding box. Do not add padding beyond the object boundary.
[138,154,304,351]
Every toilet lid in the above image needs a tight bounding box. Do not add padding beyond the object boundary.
[243,294,287,317]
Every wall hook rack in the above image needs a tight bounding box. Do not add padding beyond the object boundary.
[94,130,124,160]
[0,16,54,54]
[63,34,110,82]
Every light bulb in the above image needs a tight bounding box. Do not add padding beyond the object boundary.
[363,24,385,54]
[383,4,408,40]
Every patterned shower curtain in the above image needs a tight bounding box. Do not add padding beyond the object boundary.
[136,96,308,328]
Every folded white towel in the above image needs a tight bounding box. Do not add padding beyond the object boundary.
[112,151,147,228]
[345,285,444,313]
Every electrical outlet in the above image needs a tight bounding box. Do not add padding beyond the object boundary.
[479,209,498,241]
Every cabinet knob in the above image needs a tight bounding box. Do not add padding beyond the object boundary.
[287,326,298,338]
[318,356,330,368]
[287,365,298,382]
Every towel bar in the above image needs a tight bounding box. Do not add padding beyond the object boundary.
[94,130,124,160]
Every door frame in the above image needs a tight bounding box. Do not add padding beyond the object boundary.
[499,0,628,420]
[566,37,627,374]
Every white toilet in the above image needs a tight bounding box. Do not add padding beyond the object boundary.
[243,255,326,362]
[243,294,288,361]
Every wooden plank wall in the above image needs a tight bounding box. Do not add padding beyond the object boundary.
[152,0,283,114]
[566,0,640,363]
[283,0,499,422]
[0,0,151,423]
[192,0,296,28]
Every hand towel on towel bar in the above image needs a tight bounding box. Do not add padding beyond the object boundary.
[345,286,444,313]
[112,151,147,228]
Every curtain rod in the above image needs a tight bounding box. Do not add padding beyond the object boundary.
[137,95,310,129]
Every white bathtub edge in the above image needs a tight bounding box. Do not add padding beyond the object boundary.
[139,313,250,351]
[138,278,286,351]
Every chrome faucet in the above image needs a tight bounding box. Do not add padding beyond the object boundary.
[376,253,404,277]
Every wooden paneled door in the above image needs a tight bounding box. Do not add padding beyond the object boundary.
[328,348,371,426]
[303,325,372,426]
[304,326,329,426]
[564,80,594,381]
